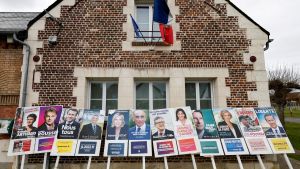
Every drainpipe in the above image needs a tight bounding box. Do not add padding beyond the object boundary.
[13,33,30,108]
[13,33,31,169]
[264,37,274,51]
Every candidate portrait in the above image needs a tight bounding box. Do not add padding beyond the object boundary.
[264,113,287,138]
[38,107,58,132]
[106,112,128,140]
[152,116,174,140]
[128,110,151,140]
[79,114,102,140]
[57,109,80,139]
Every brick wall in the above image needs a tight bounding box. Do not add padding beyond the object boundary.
[0,35,22,120]
[27,0,266,163]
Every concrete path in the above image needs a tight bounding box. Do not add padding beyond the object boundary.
[285,117,300,123]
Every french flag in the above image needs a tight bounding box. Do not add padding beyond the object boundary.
[153,0,174,45]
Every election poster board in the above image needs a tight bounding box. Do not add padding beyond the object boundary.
[149,109,178,157]
[193,109,223,156]
[172,107,200,155]
[104,110,129,157]
[51,108,83,156]
[128,110,152,156]
[8,107,39,156]
[213,108,249,155]
[75,109,105,156]
[35,106,63,153]
[235,108,272,154]
[255,107,295,154]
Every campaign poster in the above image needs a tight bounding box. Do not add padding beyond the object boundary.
[51,108,83,156]
[56,108,83,139]
[37,106,63,138]
[129,140,152,156]
[149,109,178,157]
[213,108,243,138]
[254,107,287,138]
[235,108,272,154]
[128,109,152,156]
[104,140,128,157]
[106,110,129,140]
[268,137,295,154]
[7,138,35,156]
[199,139,224,156]
[104,110,129,157]
[9,107,39,156]
[234,108,265,137]
[11,107,39,139]
[35,137,55,152]
[35,105,63,153]
[245,138,273,154]
[255,107,295,154]
[221,138,249,155]
[150,109,175,141]
[153,139,178,158]
[75,109,105,156]
[172,107,200,154]
[193,109,219,139]
[76,141,98,155]
[50,139,77,156]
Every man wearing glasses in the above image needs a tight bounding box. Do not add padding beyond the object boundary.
[128,110,151,140]
[152,116,174,140]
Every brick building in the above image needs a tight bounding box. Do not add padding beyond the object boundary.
[2,0,278,168]
[0,12,38,169]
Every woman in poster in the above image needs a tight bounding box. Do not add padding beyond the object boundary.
[106,112,128,140]
[217,109,242,138]
[174,108,194,137]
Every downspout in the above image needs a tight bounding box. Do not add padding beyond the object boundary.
[13,33,30,107]
[264,37,274,51]
[13,33,30,169]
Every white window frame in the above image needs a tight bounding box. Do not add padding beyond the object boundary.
[134,4,160,41]
[185,81,214,110]
[87,81,118,111]
[134,81,169,110]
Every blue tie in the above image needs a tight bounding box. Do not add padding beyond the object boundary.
[137,127,141,132]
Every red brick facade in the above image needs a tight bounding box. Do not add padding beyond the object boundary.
[24,0,269,164]
[32,0,258,109]
[0,35,22,120]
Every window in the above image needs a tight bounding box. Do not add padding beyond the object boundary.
[185,82,212,110]
[89,82,118,112]
[135,1,161,41]
[135,82,167,110]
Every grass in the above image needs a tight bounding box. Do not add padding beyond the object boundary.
[284,107,300,118]
[285,122,300,161]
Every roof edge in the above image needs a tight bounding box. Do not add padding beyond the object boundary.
[225,0,270,36]
[27,0,63,29]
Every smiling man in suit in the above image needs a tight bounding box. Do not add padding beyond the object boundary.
[79,114,102,140]
[264,113,287,138]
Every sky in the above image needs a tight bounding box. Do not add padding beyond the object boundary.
[0,0,299,73]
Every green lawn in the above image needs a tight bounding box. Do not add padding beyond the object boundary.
[285,122,300,160]
[284,108,300,118]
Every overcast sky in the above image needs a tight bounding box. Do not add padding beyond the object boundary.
[0,0,299,73]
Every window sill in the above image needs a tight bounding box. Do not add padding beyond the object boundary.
[132,41,171,46]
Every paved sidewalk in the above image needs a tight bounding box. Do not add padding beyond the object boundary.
[285,117,300,123]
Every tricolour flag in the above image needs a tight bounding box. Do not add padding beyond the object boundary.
[159,24,174,45]
[153,0,170,24]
